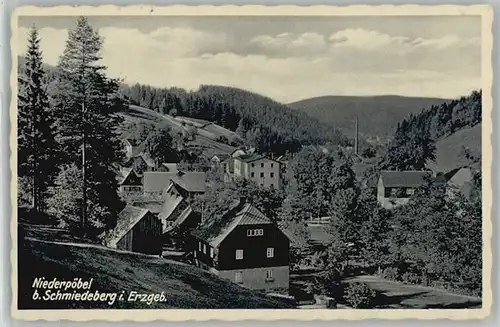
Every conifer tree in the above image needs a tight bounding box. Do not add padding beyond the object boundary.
[49,16,124,236]
[18,25,57,213]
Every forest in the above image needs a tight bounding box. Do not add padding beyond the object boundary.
[118,83,349,155]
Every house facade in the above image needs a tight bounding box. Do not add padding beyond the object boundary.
[377,170,432,209]
[192,201,290,293]
[118,168,143,194]
[230,153,281,189]
[104,206,162,255]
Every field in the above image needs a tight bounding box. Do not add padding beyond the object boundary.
[18,224,293,309]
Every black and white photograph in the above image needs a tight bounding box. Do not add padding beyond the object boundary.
[10,4,492,321]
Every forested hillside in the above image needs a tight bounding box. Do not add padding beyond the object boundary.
[118,84,349,155]
[381,90,481,172]
[288,95,450,143]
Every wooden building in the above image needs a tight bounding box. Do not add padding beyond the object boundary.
[192,200,290,293]
[104,206,162,255]
[117,167,143,194]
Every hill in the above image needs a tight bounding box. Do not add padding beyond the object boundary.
[287,95,450,143]
[120,104,238,159]
[427,123,481,173]
[19,224,293,309]
[119,84,349,155]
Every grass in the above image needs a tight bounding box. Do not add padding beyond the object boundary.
[18,224,293,309]
[121,105,238,158]
[427,124,481,173]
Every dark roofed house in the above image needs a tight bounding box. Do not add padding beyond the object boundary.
[103,206,162,255]
[171,171,207,199]
[158,182,200,234]
[377,170,432,209]
[192,200,290,293]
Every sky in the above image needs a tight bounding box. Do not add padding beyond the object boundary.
[17,15,482,103]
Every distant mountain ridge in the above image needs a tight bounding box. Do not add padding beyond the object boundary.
[287,95,451,143]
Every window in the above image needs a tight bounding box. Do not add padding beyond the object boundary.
[210,248,214,258]
[261,163,264,168]
[266,270,273,280]
[247,229,264,237]
[260,172,264,178]
[407,188,415,195]
[235,271,243,283]
[251,172,255,178]
[390,188,398,197]
[203,244,207,254]
[251,163,255,167]
[270,184,274,189]
[199,242,202,251]
[236,249,243,260]
[271,163,274,168]
[270,172,274,178]
[267,247,274,258]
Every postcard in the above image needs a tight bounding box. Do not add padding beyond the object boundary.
[10,4,492,321]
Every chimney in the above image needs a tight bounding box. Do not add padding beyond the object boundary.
[354,117,359,155]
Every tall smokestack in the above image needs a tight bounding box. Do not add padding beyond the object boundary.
[354,117,359,155]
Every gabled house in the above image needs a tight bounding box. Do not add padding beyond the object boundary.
[129,153,156,174]
[210,153,230,171]
[170,171,207,199]
[192,200,290,293]
[103,206,162,255]
[117,167,143,194]
[377,170,432,209]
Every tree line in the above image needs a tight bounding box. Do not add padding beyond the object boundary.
[18,18,126,238]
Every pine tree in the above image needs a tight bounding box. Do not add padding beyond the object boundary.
[18,25,58,213]
[50,16,125,236]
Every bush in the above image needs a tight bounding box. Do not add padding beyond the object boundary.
[343,282,377,308]
[381,267,400,281]
[402,272,421,285]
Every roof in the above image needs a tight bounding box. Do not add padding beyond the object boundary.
[171,172,206,193]
[104,206,150,247]
[161,163,178,172]
[158,186,185,220]
[140,153,156,168]
[379,170,432,188]
[143,172,177,193]
[117,167,133,185]
[211,153,230,161]
[236,153,278,164]
[193,201,274,247]
[164,206,194,233]
[131,201,163,214]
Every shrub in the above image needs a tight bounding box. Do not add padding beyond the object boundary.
[381,267,400,281]
[343,282,377,309]
[402,272,421,285]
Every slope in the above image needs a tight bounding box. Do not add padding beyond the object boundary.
[120,104,238,158]
[288,95,450,143]
[426,123,481,173]
[19,224,293,309]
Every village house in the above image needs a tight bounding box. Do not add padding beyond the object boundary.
[192,200,290,293]
[117,167,143,194]
[143,171,207,198]
[158,181,201,234]
[377,170,432,209]
[103,206,162,255]
[226,149,281,189]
